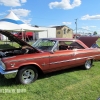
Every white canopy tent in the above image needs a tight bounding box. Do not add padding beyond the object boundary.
[0,11,47,40]
[0,11,46,31]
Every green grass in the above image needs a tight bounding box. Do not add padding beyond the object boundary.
[0,41,33,50]
[97,38,100,46]
[0,61,100,100]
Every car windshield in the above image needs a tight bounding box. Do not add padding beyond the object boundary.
[32,39,56,51]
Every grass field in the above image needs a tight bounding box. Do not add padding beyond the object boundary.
[0,61,100,100]
[0,40,100,100]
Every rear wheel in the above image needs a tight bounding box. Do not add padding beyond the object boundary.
[83,59,92,70]
[16,66,38,84]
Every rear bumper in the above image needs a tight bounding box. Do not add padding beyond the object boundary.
[0,65,18,78]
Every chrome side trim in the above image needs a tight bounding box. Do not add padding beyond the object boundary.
[49,56,94,65]
[5,56,50,63]
[50,59,75,65]
[50,54,71,58]
[74,51,100,55]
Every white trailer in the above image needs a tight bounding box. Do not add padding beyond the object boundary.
[33,27,56,40]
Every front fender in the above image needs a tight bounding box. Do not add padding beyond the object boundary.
[18,62,43,71]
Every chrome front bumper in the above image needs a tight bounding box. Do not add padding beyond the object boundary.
[0,65,18,78]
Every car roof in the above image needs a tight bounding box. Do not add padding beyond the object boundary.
[40,38,89,48]
[41,38,76,41]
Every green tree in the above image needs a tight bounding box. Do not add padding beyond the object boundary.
[93,31,97,35]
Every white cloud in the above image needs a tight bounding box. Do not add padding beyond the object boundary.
[49,0,81,10]
[81,26,97,33]
[11,9,31,24]
[22,18,32,24]
[81,14,100,20]
[62,21,72,25]
[74,26,98,34]
[21,0,27,3]
[0,0,27,7]
[81,26,90,30]
[12,9,30,17]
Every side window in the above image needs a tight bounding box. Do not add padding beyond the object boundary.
[59,41,69,50]
[70,42,84,49]
[58,41,84,50]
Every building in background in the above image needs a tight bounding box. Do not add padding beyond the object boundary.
[53,25,73,39]
[34,27,56,41]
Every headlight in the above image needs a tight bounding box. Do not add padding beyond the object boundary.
[0,60,6,70]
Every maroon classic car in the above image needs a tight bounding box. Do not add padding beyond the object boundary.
[0,30,100,84]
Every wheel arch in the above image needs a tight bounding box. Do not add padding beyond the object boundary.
[86,58,94,64]
[18,64,44,74]
[83,58,93,70]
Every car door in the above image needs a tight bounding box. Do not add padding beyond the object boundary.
[49,49,74,71]
[69,49,86,67]
[70,48,95,67]
[68,41,89,67]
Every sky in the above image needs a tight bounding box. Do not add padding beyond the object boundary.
[0,0,100,34]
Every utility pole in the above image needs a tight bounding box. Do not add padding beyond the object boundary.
[75,19,77,38]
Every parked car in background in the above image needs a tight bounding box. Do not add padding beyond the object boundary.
[14,32,33,41]
[0,30,100,84]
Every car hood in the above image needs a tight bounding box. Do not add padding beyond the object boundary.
[78,36,99,47]
[0,30,31,47]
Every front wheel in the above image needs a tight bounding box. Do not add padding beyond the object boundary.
[83,59,92,70]
[16,66,38,84]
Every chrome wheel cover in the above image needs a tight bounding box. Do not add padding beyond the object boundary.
[22,69,35,84]
[85,60,91,69]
